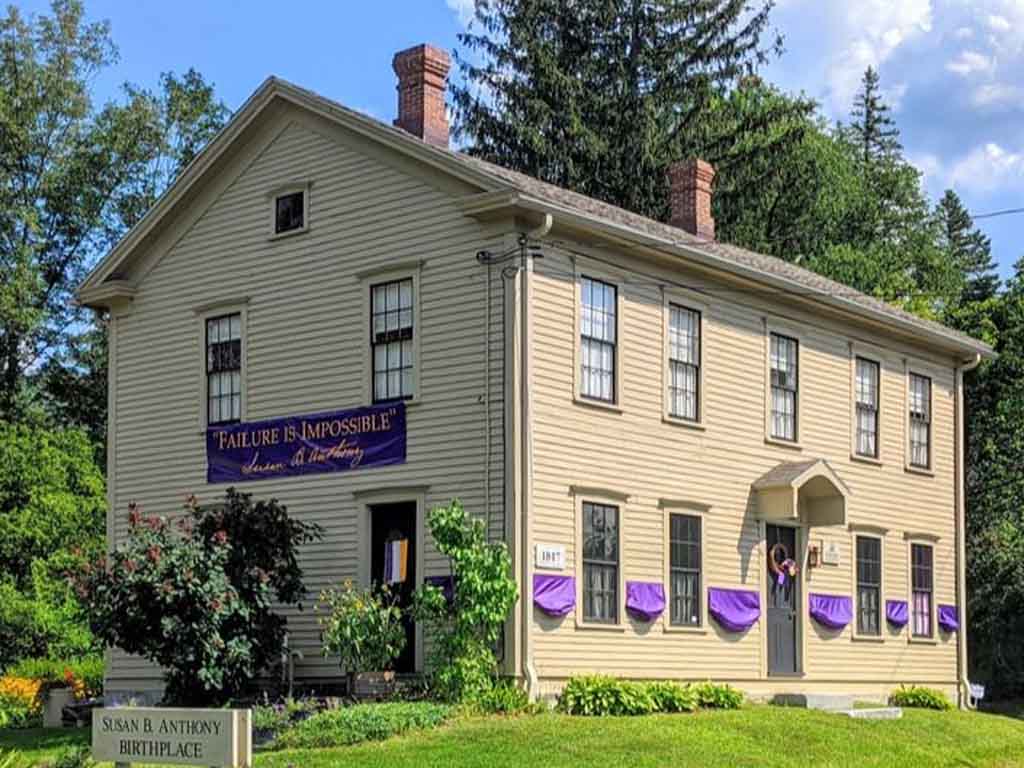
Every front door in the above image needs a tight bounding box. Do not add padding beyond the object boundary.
[370,502,417,673]
[766,524,800,676]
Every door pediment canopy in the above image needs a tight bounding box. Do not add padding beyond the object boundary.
[753,459,849,527]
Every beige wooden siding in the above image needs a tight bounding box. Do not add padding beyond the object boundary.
[528,240,959,688]
[108,110,507,688]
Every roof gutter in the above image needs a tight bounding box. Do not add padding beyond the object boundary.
[955,352,982,709]
[476,193,994,361]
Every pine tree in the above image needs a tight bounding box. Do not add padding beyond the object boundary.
[849,66,901,168]
[452,0,810,221]
[935,189,1000,303]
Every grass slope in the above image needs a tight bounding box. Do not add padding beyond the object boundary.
[4,707,1024,767]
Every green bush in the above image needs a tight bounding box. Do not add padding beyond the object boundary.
[317,581,406,690]
[252,697,321,737]
[38,746,95,768]
[271,702,452,750]
[6,656,104,698]
[558,675,656,716]
[411,500,518,702]
[474,679,539,715]
[76,491,322,705]
[690,680,744,709]
[558,677,741,716]
[889,685,953,711]
[646,681,699,713]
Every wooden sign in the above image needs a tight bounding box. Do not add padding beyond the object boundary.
[92,707,251,767]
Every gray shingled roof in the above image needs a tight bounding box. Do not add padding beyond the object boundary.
[451,154,993,356]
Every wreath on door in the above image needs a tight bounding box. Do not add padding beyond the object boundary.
[768,542,799,586]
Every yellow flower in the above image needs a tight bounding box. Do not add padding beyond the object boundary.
[0,676,44,715]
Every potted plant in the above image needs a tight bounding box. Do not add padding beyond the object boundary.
[317,580,406,700]
[42,670,80,728]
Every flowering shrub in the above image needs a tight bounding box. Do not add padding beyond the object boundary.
[6,657,104,700]
[76,490,322,705]
[318,581,406,690]
[412,500,518,702]
[0,675,44,728]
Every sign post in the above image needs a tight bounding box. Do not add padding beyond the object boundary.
[92,708,252,767]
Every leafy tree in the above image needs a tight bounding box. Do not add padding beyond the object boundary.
[0,421,104,664]
[0,0,228,425]
[848,66,901,168]
[935,189,1000,304]
[78,490,322,705]
[413,499,517,702]
[962,261,1024,695]
[452,0,810,221]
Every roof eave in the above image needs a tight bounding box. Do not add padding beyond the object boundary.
[494,194,995,362]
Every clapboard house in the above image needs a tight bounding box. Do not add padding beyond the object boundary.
[78,43,993,706]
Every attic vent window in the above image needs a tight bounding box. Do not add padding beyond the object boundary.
[273,190,306,235]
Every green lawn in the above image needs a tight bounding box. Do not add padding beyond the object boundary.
[4,707,1024,767]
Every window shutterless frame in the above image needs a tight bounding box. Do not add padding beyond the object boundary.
[267,182,311,239]
[370,277,415,403]
[909,541,935,639]
[581,501,620,623]
[666,304,701,423]
[578,276,618,404]
[854,357,881,459]
[358,260,423,406]
[908,372,932,470]
[768,331,799,443]
[668,513,702,627]
[855,534,883,637]
[194,301,248,430]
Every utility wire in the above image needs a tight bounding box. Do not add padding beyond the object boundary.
[970,207,1024,221]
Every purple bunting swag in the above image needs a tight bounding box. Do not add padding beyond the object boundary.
[533,574,575,617]
[708,588,760,632]
[808,593,853,630]
[626,582,666,621]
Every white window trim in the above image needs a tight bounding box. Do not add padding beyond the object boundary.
[906,538,938,644]
[195,300,249,431]
[267,181,312,240]
[903,359,936,476]
[573,270,624,413]
[851,531,885,642]
[662,288,708,430]
[661,500,709,634]
[573,488,628,631]
[360,260,424,406]
[849,343,884,465]
[763,318,803,449]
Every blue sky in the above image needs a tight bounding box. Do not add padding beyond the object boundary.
[18,0,1024,279]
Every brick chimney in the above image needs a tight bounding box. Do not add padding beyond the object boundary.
[392,44,451,148]
[667,159,716,240]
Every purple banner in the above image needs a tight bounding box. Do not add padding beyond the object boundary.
[206,402,406,483]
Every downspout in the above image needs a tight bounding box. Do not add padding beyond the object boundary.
[955,352,982,709]
[521,214,552,699]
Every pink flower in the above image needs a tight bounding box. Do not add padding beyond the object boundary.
[124,559,138,573]
[147,546,162,563]
[128,503,142,527]
[213,530,228,545]
[211,599,223,612]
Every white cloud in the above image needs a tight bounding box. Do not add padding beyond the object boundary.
[972,82,1024,108]
[946,49,995,75]
[954,26,974,39]
[987,14,1011,32]
[820,0,933,113]
[446,0,475,27]
[949,142,1024,192]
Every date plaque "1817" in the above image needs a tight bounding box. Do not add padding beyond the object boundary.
[92,707,252,767]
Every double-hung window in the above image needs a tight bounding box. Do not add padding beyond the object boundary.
[371,278,414,402]
[206,313,242,425]
[909,373,931,469]
[582,501,619,623]
[855,358,880,458]
[274,190,305,234]
[668,305,701,421]
[770,333,798,441]
[911,543,934,638]
[856,536,882,636]
[580,277,617,402]
[669,514,702,626]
